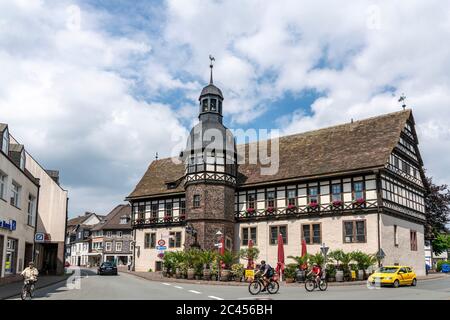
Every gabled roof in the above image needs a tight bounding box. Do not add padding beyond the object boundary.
[91,204,131,231]
[0,123,7,133]
[127,110,412,199]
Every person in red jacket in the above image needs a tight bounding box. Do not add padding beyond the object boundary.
[307,264,322,285]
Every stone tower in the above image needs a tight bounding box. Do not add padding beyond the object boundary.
[183,58,237,251]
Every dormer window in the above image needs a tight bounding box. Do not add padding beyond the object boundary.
[120,216,128,224]
[20,149,25,170]
[210,99,217,111]
[218,100,222,114]
[2,128,9,154]
[202,99,208,112]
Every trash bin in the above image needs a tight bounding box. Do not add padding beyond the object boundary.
[296,270,306,282]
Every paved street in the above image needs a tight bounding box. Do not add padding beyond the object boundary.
[7,269,450,300]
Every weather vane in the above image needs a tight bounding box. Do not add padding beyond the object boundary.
[209,54,215,84]
[398,93,407,110]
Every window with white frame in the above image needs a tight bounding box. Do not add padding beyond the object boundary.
[105,242,112,251]
[27,194,36,226]
[10,181,21,207]
[117,231,123,238]
[116,242,122,252]
[2,128,9,154]
[19,150,26,170]
[0,171,7,200]
[106,231,112,238]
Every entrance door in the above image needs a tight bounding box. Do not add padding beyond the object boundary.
[155,261,162,272]
[24,243,33,267]
[42,244,58,274]
[77,256,81,266]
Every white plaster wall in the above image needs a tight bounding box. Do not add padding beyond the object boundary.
[235,213,379,267]
[380,214,425,276]
[25,153,68,242]
[134,226,186,272]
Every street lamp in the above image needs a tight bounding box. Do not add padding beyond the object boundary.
[320,243,329,278]
[215,230,223,281]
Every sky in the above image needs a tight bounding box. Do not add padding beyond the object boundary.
[1,0,450,218]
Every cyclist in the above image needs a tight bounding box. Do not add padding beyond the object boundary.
[21,261,39,292]
[307,263,322,285]
[258,260,274,292]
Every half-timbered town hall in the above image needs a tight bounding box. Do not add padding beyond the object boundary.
[127,66,427,275]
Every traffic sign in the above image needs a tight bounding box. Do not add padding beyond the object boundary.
[157,253,165,259]
[158,239,166,246]
[156,246,167,250]
[35,233,45,242]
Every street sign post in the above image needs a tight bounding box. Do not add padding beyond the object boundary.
[156,246,167,251]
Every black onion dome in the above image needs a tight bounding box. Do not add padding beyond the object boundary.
[200,84,223,99]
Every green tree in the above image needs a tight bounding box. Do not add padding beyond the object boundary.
[432,233,450,255]
[425,176,450,239]
[287,254,310,270]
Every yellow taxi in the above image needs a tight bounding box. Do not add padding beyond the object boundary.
[367,266,417,288]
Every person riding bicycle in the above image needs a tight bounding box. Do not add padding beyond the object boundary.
[21,261,39,286]
[258,260,274,292]
[307,263,322,285]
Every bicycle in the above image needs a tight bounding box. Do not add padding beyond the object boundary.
[248,271,280,295]
[305,275,328,292]
[21,279,37,300]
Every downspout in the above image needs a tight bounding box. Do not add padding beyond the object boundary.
[63,195,69,274]
[33,180,41,267]
[375,170,382,267]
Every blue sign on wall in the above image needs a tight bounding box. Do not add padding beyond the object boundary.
[0,219,16,231]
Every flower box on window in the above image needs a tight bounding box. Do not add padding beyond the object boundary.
[179,214,186,221]
[149,217,158,224]
[135,218,145,224]
[163,216,173,222]
[332,200,343,207]
[287,204,297,210]
[266,207,275,214]
[307,202,319,209]
[353,198,366,205]
[245,207,256,217]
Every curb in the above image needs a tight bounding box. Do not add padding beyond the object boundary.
[1,275,71,300]
[123,271,449,288]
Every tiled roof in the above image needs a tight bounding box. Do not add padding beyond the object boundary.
[91,204,131,231]
[127,110,412,199]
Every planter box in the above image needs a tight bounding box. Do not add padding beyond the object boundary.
[285,278,295,283]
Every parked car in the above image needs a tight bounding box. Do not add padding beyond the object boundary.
[97,262,118,275]
[367,266,417,288]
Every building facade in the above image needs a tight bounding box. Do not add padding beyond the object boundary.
[127,69,427,276]
[91,204,133,266]
[66,212,103,267]
[0,124,39,283]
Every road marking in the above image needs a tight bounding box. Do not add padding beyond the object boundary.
[174,286,183,289]
[189,290,202,294]
[162,283,171,286]
[208,295,224,300]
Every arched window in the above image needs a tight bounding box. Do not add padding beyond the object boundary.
[210,99,217,111]
[218,100,222,114]
[202,99,209,112]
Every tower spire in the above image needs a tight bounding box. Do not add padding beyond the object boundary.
[209,54,215,84]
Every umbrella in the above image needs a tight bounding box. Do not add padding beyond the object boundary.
[301,238,308,270]
[247,239,254,269]
[276,233,285,281]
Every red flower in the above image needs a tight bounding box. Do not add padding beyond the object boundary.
[287,204,296,210]
[354,198,366,204]
[266,207,275,213]
[246,207,255,214]
[307,202,319,208]
[332,200,343,206]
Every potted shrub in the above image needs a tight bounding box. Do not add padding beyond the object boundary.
[284,264,297,283]
[231,263,244,282]
[332,200,343,208]
[185,248,202,280]
[326,264,337,282]
[200,250,216,280]
[307,202,319,210]
[219,251,236,281]
[287,254,309,282]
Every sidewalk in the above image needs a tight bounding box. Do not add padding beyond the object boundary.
[0,274,70,300]
[122,270,448,287]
